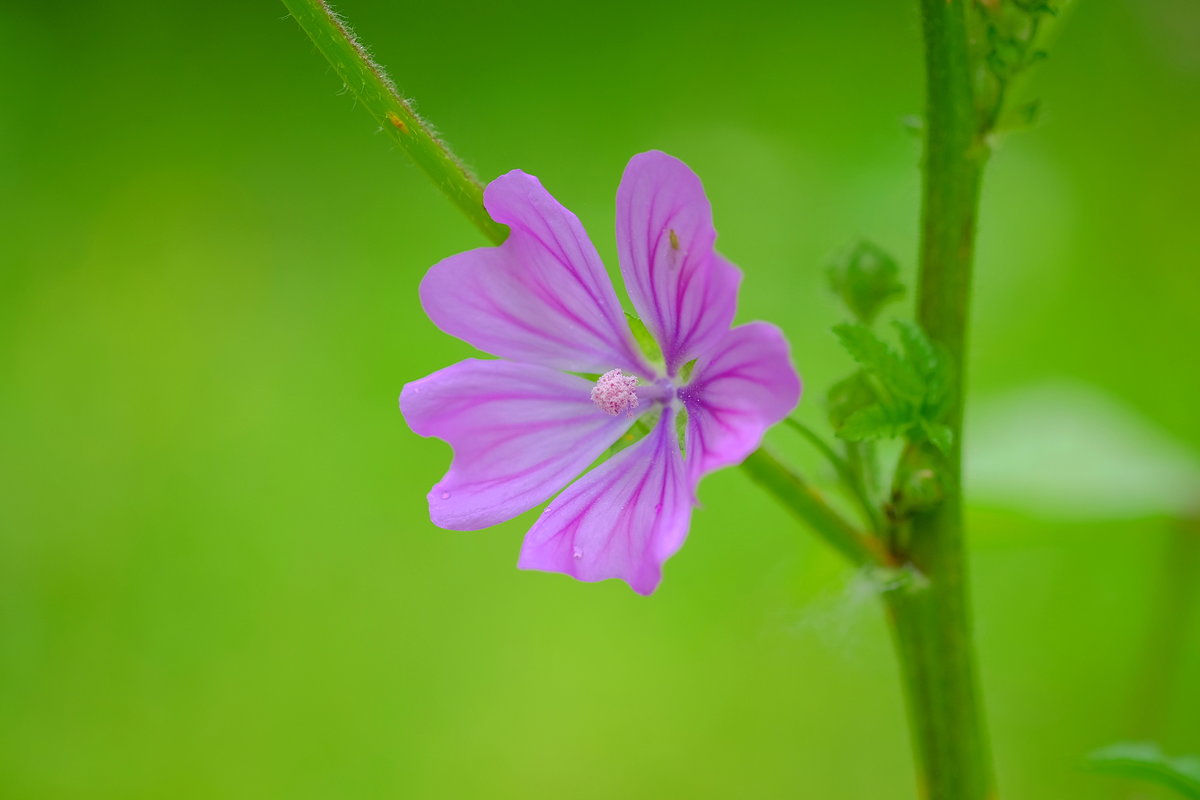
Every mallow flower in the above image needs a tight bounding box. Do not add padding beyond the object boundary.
[400,151,800,594]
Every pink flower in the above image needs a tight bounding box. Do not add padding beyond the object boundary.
[400,151,800,594]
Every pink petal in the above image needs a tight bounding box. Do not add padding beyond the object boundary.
[420,171,649,374]
[615,151,742,375]
[518,408,692,595]
[400,359,640,530]
[680,322,801,480]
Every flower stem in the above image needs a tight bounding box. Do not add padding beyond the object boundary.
[888,1,994,799]
[742,448,889,569]
[280,0,507,244]
[784,418,884,534]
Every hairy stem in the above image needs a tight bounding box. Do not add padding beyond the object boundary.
[281,0,507,244]
[887,1,994,799]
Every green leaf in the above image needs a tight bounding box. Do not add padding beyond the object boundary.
[1086,742,1200,799]
[893,320,951,417]
[920,420,954,455]
[893,321,938,380]
[827,371,879,430]
[827,240,905,324]
[832,323,924,402]
[625,313,662,366]
[838,404,912,442]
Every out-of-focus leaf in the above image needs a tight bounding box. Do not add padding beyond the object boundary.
[967,381,1200,519]
[1086,742,1200,799]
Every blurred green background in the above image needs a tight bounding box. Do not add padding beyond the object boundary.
[2,0,1198,797]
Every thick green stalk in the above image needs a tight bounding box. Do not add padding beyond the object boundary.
[281,0,507,244]
[887,1,993,799]
[1128,517,1200,739]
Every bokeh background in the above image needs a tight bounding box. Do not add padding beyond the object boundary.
[3,0,1198,797]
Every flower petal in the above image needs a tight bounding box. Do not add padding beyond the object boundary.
[681,322,801,480]
[518,408,692,595]
[420,170,648,374]
[400,359,640,530]
[615,151,742,374]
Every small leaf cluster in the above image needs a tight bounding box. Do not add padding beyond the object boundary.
[971,0,1060,133]
[824,239,952,453]
[829,321,952,453]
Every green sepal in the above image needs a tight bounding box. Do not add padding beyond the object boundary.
[674,406,689,454]
[625,313,661,366]
[604,411,657,458]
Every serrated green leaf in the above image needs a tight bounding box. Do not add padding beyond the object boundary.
[1087,742,1200,799]
[625,313,661,365]
[832,323,924,402]
[837,404,913,442]
[893,321,938,380]
[826,240,905,324]
[893,320,952,418]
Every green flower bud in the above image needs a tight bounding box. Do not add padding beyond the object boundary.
[827,240,905,325]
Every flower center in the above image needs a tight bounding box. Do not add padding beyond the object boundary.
[590,369,640,416]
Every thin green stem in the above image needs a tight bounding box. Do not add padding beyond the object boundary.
[846,439,880,504]
[784,418,884,534]
[742,448,889,569]
[888,1,994,799]
[281,0,507,244]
